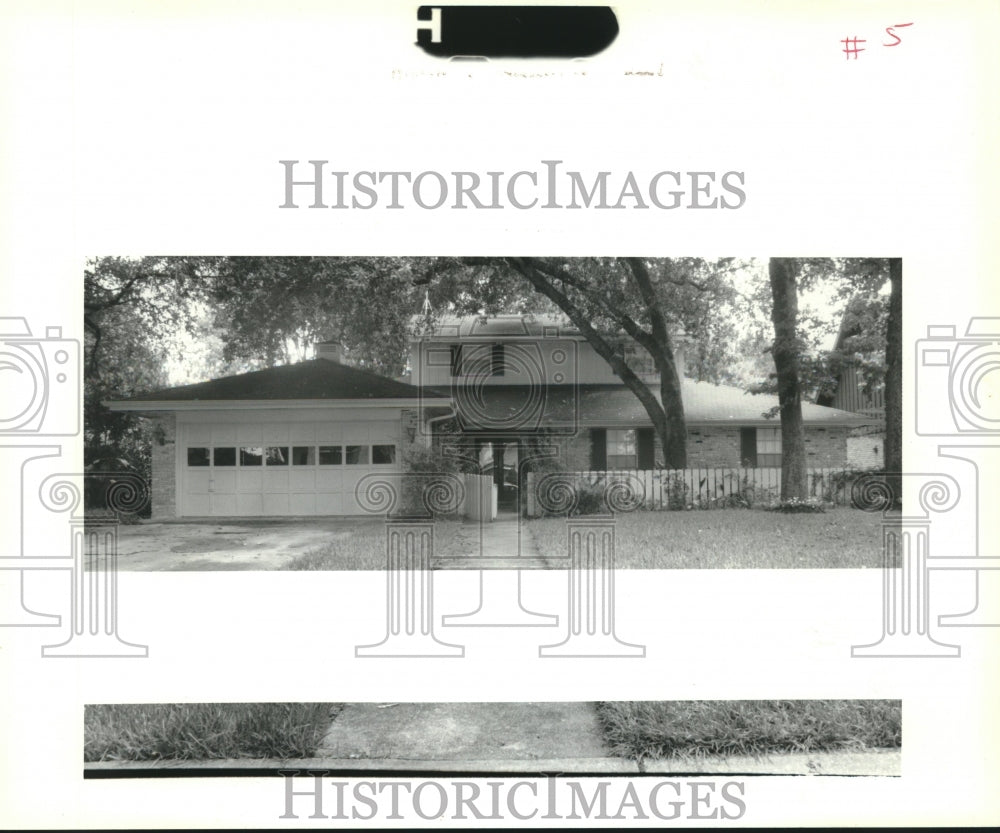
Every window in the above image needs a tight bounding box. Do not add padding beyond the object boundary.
[187,447,210,466]
[372,444,396,464]
[491,343,505,376]
[240,446,264,466]
[756,427,782,467]
[214,447,236,466]
[265,446,289,466]
[318,446,342,465]
[606,429,637,469]
[345,445,369,465]
[292,446,316,465]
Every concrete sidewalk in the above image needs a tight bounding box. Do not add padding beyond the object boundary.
[316,702,608,763]
[433,516,558,569]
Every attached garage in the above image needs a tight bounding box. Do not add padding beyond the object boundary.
[178,411,404,517]
[107,351,449,519]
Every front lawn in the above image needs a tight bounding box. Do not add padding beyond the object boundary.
[84,703,339,762]
[597,700,901,761]
[527,507,890,568]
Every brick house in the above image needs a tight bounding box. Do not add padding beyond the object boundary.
[108,314,868,519]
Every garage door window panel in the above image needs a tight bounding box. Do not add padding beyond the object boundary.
[187,448,210,466]
[292,446,316,465]
[319,446,343,465]
[265,446,289,465]
[372,444,396,465]
[240,446,264,466]
[346,445,369,465]
[213,447,236,466]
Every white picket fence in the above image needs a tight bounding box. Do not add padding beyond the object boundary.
[525,467,863,516]
[463,473,498,521]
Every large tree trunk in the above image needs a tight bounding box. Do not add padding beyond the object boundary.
[769,258,808,500]
[657,351,687,468]
[884,258,903,504]
[506,256,688,469]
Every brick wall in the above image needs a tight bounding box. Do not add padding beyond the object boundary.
[847,433,884,468]
[681,427,742,467]
[551,424,849,469]
[150,414,176,519]
[802,426,849,466]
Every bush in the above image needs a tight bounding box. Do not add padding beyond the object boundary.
[572,484,607,516]
[398,442,463,517]
[769,497,827,514]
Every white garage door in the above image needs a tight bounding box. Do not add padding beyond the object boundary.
[179,419,401,516]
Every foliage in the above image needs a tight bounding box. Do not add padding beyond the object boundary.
[769,497,827,513]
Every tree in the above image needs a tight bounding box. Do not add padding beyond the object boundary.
[768,258,808,499]
[496,257,743,469]
[884,258,902,498]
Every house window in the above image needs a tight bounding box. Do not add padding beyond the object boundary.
[491,343,505,377]
[372,444,396,464]
[756,427,782,467]
[607,429,637,469]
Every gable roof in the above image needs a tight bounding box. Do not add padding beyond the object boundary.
[431,380,871,429]
[107,358,444,408]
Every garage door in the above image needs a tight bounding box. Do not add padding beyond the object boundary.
[179,420,400,516]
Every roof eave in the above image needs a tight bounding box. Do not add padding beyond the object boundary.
[105,397,452,412]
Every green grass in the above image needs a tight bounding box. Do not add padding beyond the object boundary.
[596,700,901,762]
[528,507,891,568]
[280,520,466,570]
[84,703,340,762]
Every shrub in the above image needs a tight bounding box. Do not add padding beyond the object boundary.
[398,442,463,517]
[572,484,607,516]
[769,497,827,514]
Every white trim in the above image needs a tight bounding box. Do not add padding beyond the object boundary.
[106,397,448,412]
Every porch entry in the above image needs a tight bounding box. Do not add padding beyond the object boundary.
[476,437,522,515]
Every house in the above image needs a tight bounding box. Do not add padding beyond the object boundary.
[408,315,870,504]
[108,315,869,519]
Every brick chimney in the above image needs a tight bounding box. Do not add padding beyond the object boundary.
[316,341,344,363]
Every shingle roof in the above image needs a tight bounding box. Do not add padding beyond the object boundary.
[430,381,871,428]
[110,359,442,404]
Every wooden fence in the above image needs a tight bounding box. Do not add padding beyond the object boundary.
[463,473,497,521]
[525,467,866,516]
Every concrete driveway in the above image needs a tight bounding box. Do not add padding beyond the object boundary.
[112,518,384,571]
